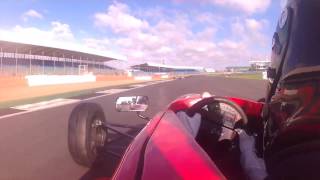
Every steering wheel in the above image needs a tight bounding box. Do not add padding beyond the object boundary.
[187,96,248,140]
[187,96,249,179]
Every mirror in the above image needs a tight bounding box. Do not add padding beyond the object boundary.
[116,96,149,112]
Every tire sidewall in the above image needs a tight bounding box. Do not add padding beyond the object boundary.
[68,103,106,167]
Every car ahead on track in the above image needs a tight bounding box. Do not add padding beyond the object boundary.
[68,93,264,180]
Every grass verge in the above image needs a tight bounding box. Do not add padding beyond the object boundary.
[226,73,264,80]
[0,81,145,109]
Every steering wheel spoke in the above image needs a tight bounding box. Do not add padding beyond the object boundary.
[188,96,248,141]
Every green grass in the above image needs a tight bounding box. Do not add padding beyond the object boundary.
[0,82,143,109]
[0,89,92,109]
[206,73,219,76]
[226,73,264,80]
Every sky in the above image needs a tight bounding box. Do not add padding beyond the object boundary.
[0,0,286,69]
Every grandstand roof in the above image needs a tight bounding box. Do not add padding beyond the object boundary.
[131,62,204,71]
[0,40,118,62]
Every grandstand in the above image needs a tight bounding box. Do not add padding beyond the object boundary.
[131,62,204,75]
[225,66,250,73]
[249,60,271,71]
[225,60,271,73]
[0,40,121,76]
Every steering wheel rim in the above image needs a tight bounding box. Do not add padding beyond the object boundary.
[187,96,248,127]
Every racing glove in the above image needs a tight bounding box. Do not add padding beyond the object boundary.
[236,129,267,180]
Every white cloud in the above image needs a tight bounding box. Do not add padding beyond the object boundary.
[83,38,110,51]
[50,21,74,40]
[175,0,271,14]
[1,2,271,70]
[0,22,125,60]
[195,27,217,41]
[0,21,74,45]
[210,0,271,14]
[231,18,269,46]
[22,9,43,22]
[196,12,223,25]
[94,2,149,34]
[91,2,270,69]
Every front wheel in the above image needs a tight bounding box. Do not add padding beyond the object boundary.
[68,103,107,167]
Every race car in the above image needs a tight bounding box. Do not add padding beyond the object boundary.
[68,93,264,180]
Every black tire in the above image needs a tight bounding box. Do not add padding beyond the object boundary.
[68,102,107,167]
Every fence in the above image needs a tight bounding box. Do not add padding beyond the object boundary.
[130,70,205,77]
[0,55,124,76]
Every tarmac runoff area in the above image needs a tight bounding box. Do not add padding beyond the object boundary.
[0,75,267,180]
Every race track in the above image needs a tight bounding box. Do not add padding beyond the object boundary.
[0,75,267,180]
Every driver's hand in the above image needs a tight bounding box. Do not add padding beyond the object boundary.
[235,129,267,180]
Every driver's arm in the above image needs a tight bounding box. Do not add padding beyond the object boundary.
[176,111,201,138]
[237,130,267,180]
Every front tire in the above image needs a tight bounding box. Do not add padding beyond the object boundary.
[68,103,107,167]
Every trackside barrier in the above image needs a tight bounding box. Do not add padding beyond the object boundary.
[133,76,153,81]
[161,75,169,79]
[0,76,27,88]
[25,74,96,87]
[262,71,267,80]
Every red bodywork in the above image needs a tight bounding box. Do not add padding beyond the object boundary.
[108,94,263,180]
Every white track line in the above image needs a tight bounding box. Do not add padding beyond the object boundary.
[12,98,80,111]
[129,84,146,88]
[96,89,129,94]
[0,79,174,120]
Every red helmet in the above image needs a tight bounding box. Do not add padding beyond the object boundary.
[264,0,320,178]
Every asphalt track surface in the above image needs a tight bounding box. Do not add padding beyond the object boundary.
[0,75,267,180]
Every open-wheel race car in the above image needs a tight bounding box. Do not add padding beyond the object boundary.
[66,1,320,179]
[68,92,264,180]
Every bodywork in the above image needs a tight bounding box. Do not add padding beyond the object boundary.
[110,94,263,180]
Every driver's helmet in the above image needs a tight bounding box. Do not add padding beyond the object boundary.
[264,0,320,178]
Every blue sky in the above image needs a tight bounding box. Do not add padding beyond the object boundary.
[0,0,285,69]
